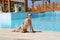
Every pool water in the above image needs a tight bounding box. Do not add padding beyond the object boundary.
[11,11,60,32]
[0,11,60,32]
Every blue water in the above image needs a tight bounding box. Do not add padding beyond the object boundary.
[0,11,60,32]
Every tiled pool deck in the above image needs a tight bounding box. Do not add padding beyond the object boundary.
[0,29,60,40]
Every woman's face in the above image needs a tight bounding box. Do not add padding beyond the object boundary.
[28,14,32,19]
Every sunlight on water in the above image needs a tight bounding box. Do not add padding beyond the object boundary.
[0,12,60,32]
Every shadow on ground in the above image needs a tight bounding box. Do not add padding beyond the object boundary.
[25,31,42,33]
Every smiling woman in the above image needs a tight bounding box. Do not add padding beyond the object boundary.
[0,12,60,32]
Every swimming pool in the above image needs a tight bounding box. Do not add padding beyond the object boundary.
[0,11,60,32]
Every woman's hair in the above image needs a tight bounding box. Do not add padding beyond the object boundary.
[28,13,32,16]
[26,13,32,18]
